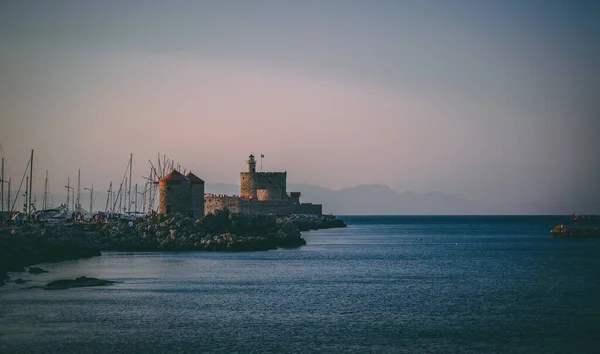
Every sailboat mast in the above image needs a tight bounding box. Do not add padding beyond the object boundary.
[85,184,93,214]
[146,166,151,214]
[24,176,29,213]
[128,153,132,213]
[28,149,33,215]
[7,178,10,214]
[1,157,4,213]
[134,183,138,212]
[66,178,70,211]
[76,169,81,212]
[122,178,126,213]
[105,182,112,213]
[142,182,147,214]
[43,170,48,210]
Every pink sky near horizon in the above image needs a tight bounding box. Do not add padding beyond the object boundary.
[1,1,598,213]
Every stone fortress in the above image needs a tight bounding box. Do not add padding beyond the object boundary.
[158,154,322,216]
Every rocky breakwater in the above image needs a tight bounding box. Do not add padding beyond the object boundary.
[0,212,346,283]
[278,214,347,232]
[0,225,101,283]
[92,209,307,252]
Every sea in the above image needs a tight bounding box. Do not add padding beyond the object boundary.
[1,215,600,354]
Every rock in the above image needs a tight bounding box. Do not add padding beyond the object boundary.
[1,212,342,260]
[15,278,27,284]
[28,267,49,274]
[44,276,117,290]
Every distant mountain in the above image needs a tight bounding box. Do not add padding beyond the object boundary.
[202,182,490,215]
[289,184,488,215]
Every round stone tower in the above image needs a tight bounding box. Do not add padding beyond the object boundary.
[158,170,192,216]
[185,171,205,218]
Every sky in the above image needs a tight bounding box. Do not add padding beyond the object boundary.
[1,0,599,213]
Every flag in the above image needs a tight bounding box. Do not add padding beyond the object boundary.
[261,154,264,158]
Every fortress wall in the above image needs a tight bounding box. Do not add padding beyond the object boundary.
[204,195,241,215]
[158,185,193,216]
[257,189,282,201]
[243,200,295,215]
[204,195,322,216]
[288,192,301,204]
[238,199,322,215]
[294,203,323,215]
[240,172,287,198]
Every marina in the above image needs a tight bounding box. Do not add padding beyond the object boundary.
[1,151,205,225]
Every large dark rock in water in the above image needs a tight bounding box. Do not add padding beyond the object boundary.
[44,276,117,290]
[28,266,48,274]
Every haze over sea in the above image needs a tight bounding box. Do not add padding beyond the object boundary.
[1,215,599,353]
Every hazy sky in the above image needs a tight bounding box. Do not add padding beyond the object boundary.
[1,0,599,213]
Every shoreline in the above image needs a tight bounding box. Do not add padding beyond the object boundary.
[1,211,346,284]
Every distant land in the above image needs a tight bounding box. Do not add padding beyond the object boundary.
[9,184,579,215]
[206,183,574,215]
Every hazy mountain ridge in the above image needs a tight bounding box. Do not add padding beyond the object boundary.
[290,183,488,215]
[205,182,490,215]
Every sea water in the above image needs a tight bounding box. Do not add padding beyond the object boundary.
[1,216,599,353]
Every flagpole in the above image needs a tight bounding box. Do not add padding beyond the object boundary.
[260,154,263,172]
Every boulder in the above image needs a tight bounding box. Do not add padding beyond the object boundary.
[28,266,48,274]
[44,276,117,290]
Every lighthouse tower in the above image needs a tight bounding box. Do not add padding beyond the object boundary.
[247,154,256,173]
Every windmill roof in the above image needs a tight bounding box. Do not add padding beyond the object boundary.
[185,172,205,184]
[159,170,190,185]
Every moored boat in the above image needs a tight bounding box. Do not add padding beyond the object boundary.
[551,215,600,238]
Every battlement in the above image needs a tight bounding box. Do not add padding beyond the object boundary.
[243,172,285,177]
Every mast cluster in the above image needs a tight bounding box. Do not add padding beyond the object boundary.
[0,150,189,221]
